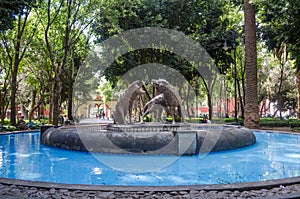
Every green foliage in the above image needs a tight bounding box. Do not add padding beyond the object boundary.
[104,49,197,88]
[6,125,17,131]
[165,117,181,123]
[185,117,244,124]
[256,0,300,68]
[257,48,297,117]
[185,117,300,128]
[185,118,204,123]
[1,119,10,125]
[259,118,300,128]
[91,0,241,121]
[2,0,298,128]
[259,118,287,127]
[98,81,114,102]
[0,0,36,31]
[92,0,235,81]
[0,124,16,132]
[0,118,48,132]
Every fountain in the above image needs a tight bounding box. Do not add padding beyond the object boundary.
[41,79,256,155]
[0,26,299,197]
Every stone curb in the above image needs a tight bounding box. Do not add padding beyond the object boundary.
[1,175,300,192]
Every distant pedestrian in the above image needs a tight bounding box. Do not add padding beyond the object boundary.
[202,116,211,124]
[17,116,30,130]
[63,115,67,123]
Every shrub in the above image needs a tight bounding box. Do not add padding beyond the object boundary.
[259,118,300,128]
[5,125,17,131]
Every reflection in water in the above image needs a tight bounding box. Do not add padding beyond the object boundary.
[92,167,102,175]
[0,131,299,186]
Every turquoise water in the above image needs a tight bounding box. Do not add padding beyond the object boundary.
[0,131,300,186]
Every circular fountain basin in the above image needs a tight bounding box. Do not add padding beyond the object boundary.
[1,130,300,191]
[40,124,256,155]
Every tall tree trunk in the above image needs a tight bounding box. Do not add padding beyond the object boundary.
[39,98,45,121]
[0,99,4,125]
[297,70,300,119]
[10,19,22,126]
[237,78,244,119]
[52,75,63,125]
[199,77,212,120]
[8,11,33,125]
[48,81,55,124]
[29,89,37,121]
[10,61,18,126]
[68,77,74,121]
[244,0,260,129]
[186,84,191,119]
[274,45,287,119]
[207,92,212,120]
[241,63,246,119]
[44,0,73,125]
[67,50,75,121]
[277,64,284,119]
[0,72,10,124]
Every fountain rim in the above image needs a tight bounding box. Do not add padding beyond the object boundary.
[0,129,300,191]
[0,172,300,192]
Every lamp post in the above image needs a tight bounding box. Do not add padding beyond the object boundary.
[223,31,238,123]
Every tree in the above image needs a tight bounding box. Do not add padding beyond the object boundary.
[19,38,51,122]
[258,47,297,118]
[92,0,233,119]
[63,40,90,121]
[243,0,259,128]
[0,1,39,126]
[256,0,300,119]
[0,45,11,124]
[41,0,95,125]
[0,0,33,31]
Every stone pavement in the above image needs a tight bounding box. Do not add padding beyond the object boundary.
[1,182,300,198]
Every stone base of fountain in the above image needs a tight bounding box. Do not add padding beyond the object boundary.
[106,122,190,132]
[41,123,256,155]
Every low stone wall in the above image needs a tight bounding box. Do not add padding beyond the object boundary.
[41,124,256,155]
[1,177,300,198]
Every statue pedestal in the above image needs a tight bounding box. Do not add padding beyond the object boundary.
[176,130,197,155]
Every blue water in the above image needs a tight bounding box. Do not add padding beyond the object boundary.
[0,131,300,186]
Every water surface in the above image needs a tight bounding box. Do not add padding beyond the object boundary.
[0,131,299,186]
